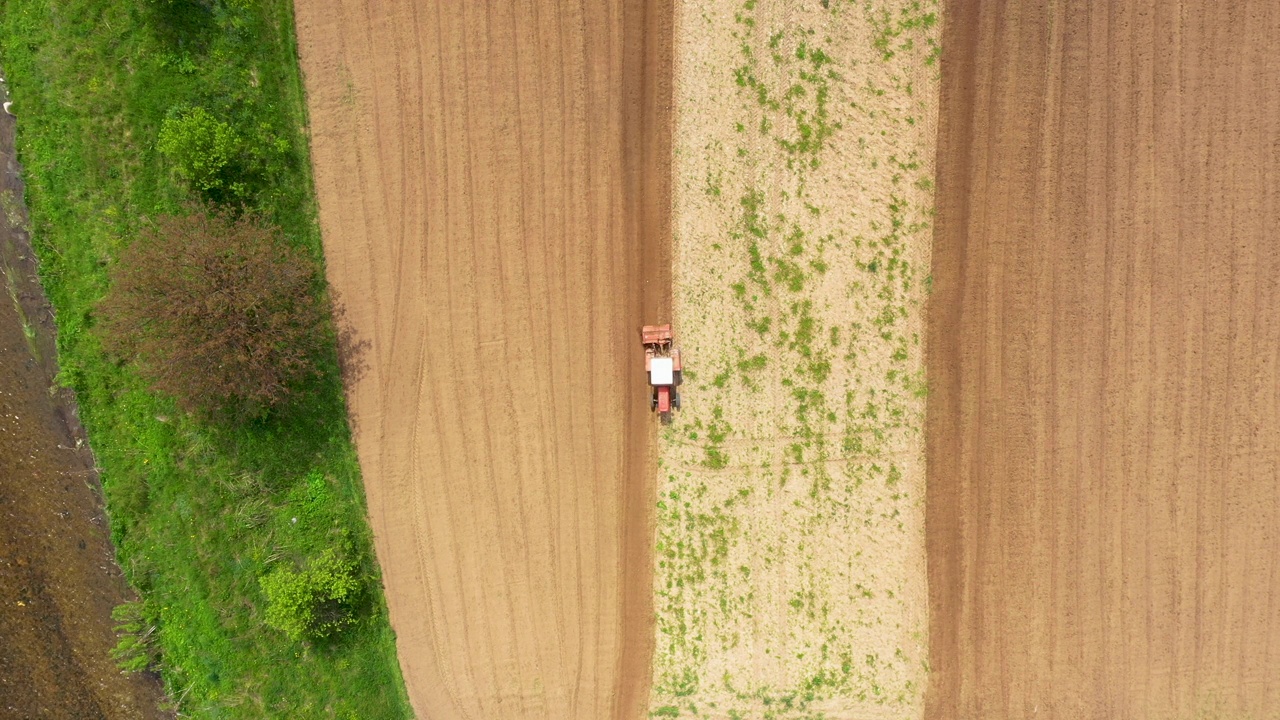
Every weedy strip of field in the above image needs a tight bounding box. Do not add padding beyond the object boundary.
[654,1,940,717]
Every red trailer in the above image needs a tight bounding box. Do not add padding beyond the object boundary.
[641,324,683,424]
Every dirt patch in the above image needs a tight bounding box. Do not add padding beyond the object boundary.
[654,1,939,717]
[0,97,169,718]
[927,1,1280,717]
[292,1,670,717]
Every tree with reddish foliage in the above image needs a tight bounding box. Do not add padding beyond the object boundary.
[100,207,332,416]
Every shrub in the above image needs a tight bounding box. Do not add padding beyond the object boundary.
[260,547,362,641]
[98,207,331,416]
[157,106,240,192]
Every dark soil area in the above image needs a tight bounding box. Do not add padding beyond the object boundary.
[0,102,169,719]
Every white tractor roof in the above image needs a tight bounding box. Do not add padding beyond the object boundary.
[650,357,674,386]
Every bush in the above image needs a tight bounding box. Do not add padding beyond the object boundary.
[98,207,331,416]
[157,106,240,192]
[260,547,362,641]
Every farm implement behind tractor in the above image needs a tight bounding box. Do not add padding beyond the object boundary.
[642,324,682,424]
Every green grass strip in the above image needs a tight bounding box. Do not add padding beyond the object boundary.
[0,0,413,716]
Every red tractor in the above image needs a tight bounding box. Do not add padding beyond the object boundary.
[642,324,683,424]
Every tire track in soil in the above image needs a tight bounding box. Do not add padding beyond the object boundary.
[928,1,1280,718]
[292,0,671,718]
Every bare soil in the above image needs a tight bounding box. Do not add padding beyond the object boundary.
[0,106,169,719]
[292,1,670,718]
[927,1,1280,718]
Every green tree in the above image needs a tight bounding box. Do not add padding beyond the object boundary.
[157,106,240,192]
[260,547,363,641]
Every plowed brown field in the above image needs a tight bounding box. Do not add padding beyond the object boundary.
[927,2,1280,719]
[293,1,670,718]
